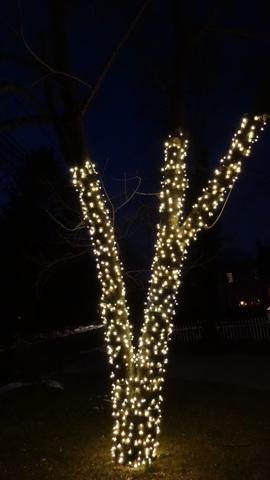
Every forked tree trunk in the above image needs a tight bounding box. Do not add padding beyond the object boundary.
[72,115,266,467]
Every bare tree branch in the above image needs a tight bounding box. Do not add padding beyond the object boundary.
[16,0,93,92]
[80,0,151,115]
[208,26,270,40]
[115,176,142,212]
[135,191,159,197]
[35,249,89,294]
[46,210,85,232]
[205,185,233,230]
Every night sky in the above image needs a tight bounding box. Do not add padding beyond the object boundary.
[1,0,270,256]
[1,5,270,477]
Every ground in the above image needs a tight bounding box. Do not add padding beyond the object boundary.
[1,339,270,480]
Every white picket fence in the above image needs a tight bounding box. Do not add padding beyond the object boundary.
[173,316,270,344]
[173,324,203,344]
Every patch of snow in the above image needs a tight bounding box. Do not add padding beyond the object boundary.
[73,324,103,334]
[44,380,64,390]
[51,323,103,339]
[0,382,32,394]
[0,324,104,352]
[0,379,64,394]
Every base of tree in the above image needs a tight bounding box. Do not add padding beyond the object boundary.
[111,395,160,467]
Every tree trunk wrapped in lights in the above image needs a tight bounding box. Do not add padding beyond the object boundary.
[72,114,267,468]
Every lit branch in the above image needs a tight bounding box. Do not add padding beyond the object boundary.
[131,133,189,466]
[71,162,134,371]
[71,162,140,465]
[179,114,268,249]
[140,133,189,358]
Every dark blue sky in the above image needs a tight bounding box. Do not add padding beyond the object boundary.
[0,0,270,256]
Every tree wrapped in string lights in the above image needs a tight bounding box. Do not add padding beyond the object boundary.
[71,114,267,468]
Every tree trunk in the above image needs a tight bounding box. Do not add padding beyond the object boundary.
[72,115,266,467]
[111,375,162,466]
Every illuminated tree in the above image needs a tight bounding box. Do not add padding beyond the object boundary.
[72,114,266,468]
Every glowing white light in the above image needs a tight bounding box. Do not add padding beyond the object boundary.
[72,114,267,467]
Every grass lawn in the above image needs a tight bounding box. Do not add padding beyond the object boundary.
[1,354,270,480]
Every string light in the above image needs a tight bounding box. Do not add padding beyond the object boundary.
[71,114,267,468]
